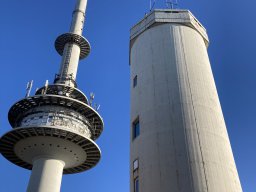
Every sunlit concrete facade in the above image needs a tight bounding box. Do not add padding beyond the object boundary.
[129,10,242,192]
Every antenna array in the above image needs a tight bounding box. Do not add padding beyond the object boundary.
[165,0,178,9]
[149,0,178,11]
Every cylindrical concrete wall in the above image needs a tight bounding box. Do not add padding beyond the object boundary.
[27,158,65,192]
[130,23,242,192]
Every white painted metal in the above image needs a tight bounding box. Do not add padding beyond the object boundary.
[27,158,65,192]
[130,10,242,192]
[58,0,88,86]
[70,0,88,35]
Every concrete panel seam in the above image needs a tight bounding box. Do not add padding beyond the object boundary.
[179,26,209,191]
[173,26,195,192]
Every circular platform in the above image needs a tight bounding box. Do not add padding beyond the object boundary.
[0,127,101,174]
[55,33,90,59]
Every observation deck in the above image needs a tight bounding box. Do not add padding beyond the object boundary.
[0,83,103,174]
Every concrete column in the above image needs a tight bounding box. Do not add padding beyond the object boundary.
[59,43,81,82]
[27,158,65,192]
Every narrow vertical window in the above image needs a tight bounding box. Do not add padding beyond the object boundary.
[133,75,137,88]
[133,159,139,171]
[133,118,140,139]
[134,177,139,192]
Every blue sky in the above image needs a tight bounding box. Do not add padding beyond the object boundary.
[0,0,255,191]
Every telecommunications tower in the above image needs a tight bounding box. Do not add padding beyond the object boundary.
[129,9,242,192]
[0,0,103,191]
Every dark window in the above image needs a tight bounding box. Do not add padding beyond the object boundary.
[133,119,140,139]
[133,75,137,88]
[134,177,139,192]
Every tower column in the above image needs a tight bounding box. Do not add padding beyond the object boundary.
[27,158,65,192]
[58,43,81,83]
[70,0,87,35]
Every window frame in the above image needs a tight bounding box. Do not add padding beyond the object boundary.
[134,177,139,192]
[133,159,139,171]
[132,118,140,139]
[133,75,137,88]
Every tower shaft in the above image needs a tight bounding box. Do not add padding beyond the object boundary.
[56,0,90,87]
[27,158,65,192]
[70,0,87,35]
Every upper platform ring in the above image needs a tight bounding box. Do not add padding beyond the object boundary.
[55,33,91,59]
[8,95,103,140]
[35,84,88,104]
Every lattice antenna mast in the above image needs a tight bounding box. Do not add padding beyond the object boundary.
[55,0,91,87]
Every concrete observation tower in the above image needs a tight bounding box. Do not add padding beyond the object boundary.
[0,0,103,191]
[129,9,242,192]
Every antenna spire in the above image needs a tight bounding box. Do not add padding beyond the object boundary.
[149,0,179,12]
[25,80,33,98]
[54,0,91,87]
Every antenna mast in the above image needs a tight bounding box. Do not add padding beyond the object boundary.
[55,0,90,87]
[25,80,33,98]
[149,0,178,11]
[166,0,178,9]
[150,0,156,11]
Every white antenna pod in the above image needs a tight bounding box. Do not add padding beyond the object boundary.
[25,80,33,98]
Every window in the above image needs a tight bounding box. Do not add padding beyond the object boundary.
[133,159,139,171]
[133,119,140,139]
[133,75,137,88]
[134,177,139,192]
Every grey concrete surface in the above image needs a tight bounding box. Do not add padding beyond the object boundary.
[27,158,65,192]
[130,10,242,192]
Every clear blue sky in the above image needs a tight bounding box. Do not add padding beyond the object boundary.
[0,0,255,191]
